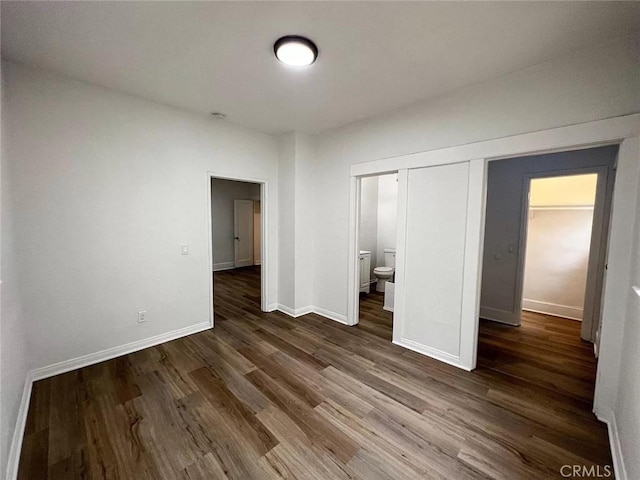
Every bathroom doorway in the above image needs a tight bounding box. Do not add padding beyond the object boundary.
[209,176,266,324]
[357,172,398,339]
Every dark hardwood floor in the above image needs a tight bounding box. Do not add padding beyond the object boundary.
[18,266,612,479]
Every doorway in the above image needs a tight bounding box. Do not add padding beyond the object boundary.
[356,172,399,339]
[478,146,617,403]
[523,174,597,321]
[209,176,265,322]
[480,147,617,334]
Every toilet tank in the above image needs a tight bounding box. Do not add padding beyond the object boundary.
[383,248,396,268]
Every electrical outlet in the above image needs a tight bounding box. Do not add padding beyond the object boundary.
[181,244,189,255]
[138,310,147,323]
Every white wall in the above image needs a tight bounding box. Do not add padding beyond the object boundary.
[612,138,640,480]
[312,35,639,321]
[0,61,29,480]
[293,133,315,310]
[523,208,594,320]
[276,131,315,313]
[359,176,378,275]
[277,133,296,310]
[2,61,279,374]
[376,173,398,265]
[210,178,260,270]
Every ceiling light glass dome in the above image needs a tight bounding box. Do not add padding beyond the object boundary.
[274,36,318,67]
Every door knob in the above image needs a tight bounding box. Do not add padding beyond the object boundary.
[234,236,240,240]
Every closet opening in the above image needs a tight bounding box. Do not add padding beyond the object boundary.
[478,146,617,405]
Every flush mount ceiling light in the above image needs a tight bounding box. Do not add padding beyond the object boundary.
[274,35,318,67]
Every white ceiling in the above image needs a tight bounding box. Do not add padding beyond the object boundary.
[2,2,640,135]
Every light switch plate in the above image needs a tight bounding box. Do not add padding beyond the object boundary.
[181,245,189,255]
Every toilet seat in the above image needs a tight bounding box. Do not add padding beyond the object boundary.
[373,266,393,275]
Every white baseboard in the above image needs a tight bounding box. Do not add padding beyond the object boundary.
[275,304,349,325]
[479,306,520,326]
[596,407,627,480]
[522,299,583,321]
[276,304,313,318]
[6,372,34,480]
[311,306,349,325]
[213,261,235,272]
[6,321,212,480]
[30,321,212,382]
[393,338,472,371]
[266,303,278,312]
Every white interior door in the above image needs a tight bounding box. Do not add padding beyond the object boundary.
[234,199,254,267]
[393,160,486,370]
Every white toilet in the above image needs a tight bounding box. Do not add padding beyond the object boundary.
[373,248,396,292]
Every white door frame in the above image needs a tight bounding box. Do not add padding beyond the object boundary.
[208,173,269,327]
[347,172,401,326]
[347,113,640,415]
[347,176,362,326]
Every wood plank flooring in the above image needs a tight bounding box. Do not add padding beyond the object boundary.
[18,266,612,479]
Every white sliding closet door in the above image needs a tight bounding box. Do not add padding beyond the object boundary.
[393,160,486,370]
